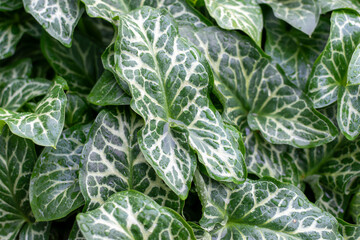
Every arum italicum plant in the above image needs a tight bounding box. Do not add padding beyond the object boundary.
[1,0,360,239]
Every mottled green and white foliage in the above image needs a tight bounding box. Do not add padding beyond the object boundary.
[30,124,91,221]
[65,93,94,128]
[0,76,68,147]
[0,58,32,81]
[319,0,360,14]
[18,222,51,240]
[181,25,338,148]
[0,0,23,11]
[349,192,360,224]
[115,7,246,198]
[0,127,36,240]
[80,107,182,212]
[23,0,83,46]
[194,171,342,240]
[77,191,195,239]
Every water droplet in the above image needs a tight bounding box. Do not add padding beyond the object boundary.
[81,224,90,232]
[298,198,304,207]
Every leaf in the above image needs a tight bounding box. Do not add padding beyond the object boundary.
[41,32,103,94]
[181,25,338,148]
[23,0,83,47]
[0,0,23,11]
[77,190,195,239]
[338,219,360,240]
[0,76,68,147]
[188,222,211,240]
[264,11,330,91]
[305,175,351,219]
[308,10,360,108]
[204,0,263,46]
[349,191,360,224]
[319,0,360,15]
[87,71,131,106]
[0,126,36,240]
[81,0,211,28]
[257,0,320,36]
[18,222,51,240]
[80,107,182,212]
[65,93,94,128]
[244,130,300,186]
[194,171,342,239]
[29,123,91,221]
[68,223,85,240]
[115,7,246,198]
[0,78,51,111]
[0,58,32,80]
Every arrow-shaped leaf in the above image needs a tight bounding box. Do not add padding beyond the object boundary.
[181,25,338,148]
[65,93,94,128]
[80,107,182,212]
[0,58,32,81]
[114,7,246,198]
[23,0,83,47]
[204,0,263,46]
[194,171,342,239]
[0,126,36,240]
[18,222,51,240]
[319,0,360,14]
[30,123,91,221]
[77,191,195,239]
[338,219,360,240]
[0,76,68,147]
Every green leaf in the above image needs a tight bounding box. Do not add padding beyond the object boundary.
[349,191,360,224]
[19,222,51,240]
[81,0,211,28]
[0,78,51,111]
[41,32,102,94]
[87,71,131,106]
[0,76,68,147]
[80,107,182,212]
[77,190,195,239]
[23,0,83,47]
[308,10,360,108]
[181,25,338,148]
[115,7,246,198]
[319,0,360,15]
[305,175,351,219]
[338,219,360,240]
[65,93,94,128]
[0,0,23,11]
[264,11,330,91]
[257,0,320,35]
[0,58,32,80]
[194,170,342,239]
[68,223,85,240]
[244,130,300,186]
[204,0,263,46]
[29,123,91,221]
[188,222,211,240]
[0,126,36,240]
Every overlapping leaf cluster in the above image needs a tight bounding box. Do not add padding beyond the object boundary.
[0,0,359,239]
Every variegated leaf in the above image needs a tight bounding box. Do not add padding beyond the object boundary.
[264,11,330,91]
[65,93,94,128]
[194,171,342,239]
[0,126,36,240]
[308,10,360,108]
[115,7,246,198]
[77,191,195,239]
[319,0,360,14]
[81,0,211,28]
[338,219,360,240]
[189,222,211,240]
[18,222,51,240]
[181,25,338,148]
[204,0,263,46]
[0,58,32,81]
[30,123,91,221]
[305,175,351,219]
[41,32,102,94]
[0,78,51,111]
[244,129,300,186]
[257,0,320,35]
[349,191,360,224]
[87,71,131,106]
[0,0,23,11]
[68,223,85,240]
[23,0,83,47]
[80,107,182,212]
[0,76,68,147]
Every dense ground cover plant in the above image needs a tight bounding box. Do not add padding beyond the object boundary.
[0,0,360,239]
